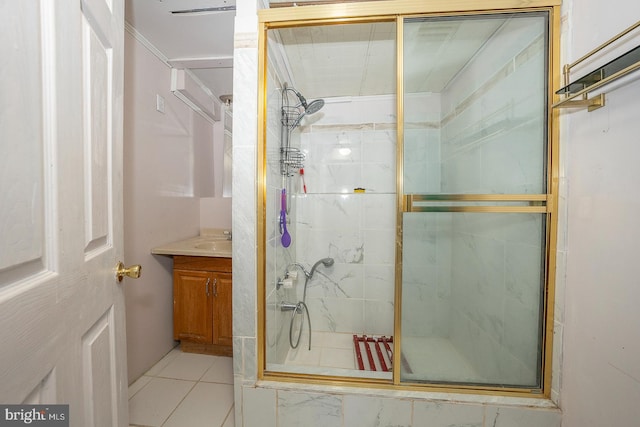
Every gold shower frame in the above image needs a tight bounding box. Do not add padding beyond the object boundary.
[257,0,562,398]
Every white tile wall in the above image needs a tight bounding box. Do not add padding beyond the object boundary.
[413,401,484,427]
[266,94,400,368]
[343,395,412,427]
[277,390,343,427]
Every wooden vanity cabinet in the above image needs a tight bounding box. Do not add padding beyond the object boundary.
[173,256,232,356]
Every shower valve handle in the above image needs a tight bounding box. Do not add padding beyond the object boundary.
[280,301,298,311]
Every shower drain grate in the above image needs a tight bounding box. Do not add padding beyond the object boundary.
[353,335,393,372]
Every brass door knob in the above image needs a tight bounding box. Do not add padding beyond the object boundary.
[116,262,142,282]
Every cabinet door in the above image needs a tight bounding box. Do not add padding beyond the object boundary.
[211,272,233,346]
[173,269,213,343]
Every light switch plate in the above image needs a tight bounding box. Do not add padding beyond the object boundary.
[156,94,165,113]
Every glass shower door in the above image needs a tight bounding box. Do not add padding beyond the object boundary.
[400,12,550,388]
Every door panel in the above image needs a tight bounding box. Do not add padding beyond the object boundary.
[399,12,549,389]
[83,12,112,254]
[173,270,213,343]
[82,308,117,426]
[0,0,48,285]
[0,0,127,425]
[213,272,233,347]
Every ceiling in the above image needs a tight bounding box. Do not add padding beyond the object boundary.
[273,17,503,99]
[125,1,506,104]
[125,0,237,99]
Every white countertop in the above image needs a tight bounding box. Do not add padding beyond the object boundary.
[151,228,232,258]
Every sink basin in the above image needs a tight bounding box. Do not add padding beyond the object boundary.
[195,240,232,252]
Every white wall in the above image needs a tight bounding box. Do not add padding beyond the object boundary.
[559,0,640,425]
[200,114,233,230]
[123,30,215,383]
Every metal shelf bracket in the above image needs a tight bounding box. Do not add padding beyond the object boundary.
[554,21,640,112]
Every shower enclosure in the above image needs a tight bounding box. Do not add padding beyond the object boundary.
[258,2,559,394]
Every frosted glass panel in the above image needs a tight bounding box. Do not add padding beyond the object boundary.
[401,212,544,387]
[400,12,548,388]
[403,13,548,195]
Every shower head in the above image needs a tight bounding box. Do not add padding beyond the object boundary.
[289,98,325,128]
[305,99,325,115]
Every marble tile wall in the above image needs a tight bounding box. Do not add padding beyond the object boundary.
[242,385,561,427]
[295,95,397,337]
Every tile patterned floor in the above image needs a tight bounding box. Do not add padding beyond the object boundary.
[128,347,234,427]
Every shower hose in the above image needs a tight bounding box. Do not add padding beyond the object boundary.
[289,301,312,350]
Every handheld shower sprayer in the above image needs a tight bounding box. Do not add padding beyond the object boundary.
[281,257,335,351]
[286,257,334,282]
[309,257,335,279]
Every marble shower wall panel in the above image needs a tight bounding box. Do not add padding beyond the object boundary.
[248,384,561,426]
[295,96,397,336]
[277,390,342,427]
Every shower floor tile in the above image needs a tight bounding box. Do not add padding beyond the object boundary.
[402,336,481,382]
[315,331,355,349]
[285,345,322,366]
[320,347,356,369]
[275,331,392,380]
[285,332,357,368]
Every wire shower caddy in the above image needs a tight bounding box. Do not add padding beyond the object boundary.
[280,91,306,177]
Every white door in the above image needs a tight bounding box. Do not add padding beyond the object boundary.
[0,0,129,425]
